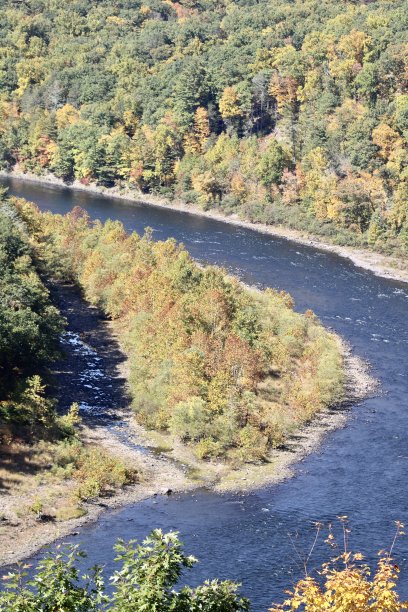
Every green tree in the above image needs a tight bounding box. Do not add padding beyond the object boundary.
[257,139,290,191]
[0,531,249,611]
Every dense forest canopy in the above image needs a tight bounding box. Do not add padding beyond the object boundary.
[0,203,62,395]
[0,0,407,253]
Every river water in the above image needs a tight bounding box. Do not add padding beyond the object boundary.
[2,176,408,608]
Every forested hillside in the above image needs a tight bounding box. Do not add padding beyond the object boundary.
[0,0,407,254]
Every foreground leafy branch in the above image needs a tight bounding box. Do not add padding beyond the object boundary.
[0,530,249,612]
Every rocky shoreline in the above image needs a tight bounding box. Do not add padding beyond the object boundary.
[1,168,407,286]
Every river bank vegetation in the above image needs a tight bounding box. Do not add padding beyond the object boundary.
[14,197,344,463]
[0,195,138,526]
[0,189,347,567]
[0,196,64,441]
[0,0,407,257]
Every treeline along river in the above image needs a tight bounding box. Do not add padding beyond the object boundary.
[2,176,408,609]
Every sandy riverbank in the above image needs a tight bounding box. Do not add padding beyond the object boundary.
[1,168,407,285]
[0,430,197,567]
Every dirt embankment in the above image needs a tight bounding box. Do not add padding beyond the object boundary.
[1,168,408,286]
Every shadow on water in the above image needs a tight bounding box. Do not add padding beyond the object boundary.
[1,280,141,494]
[47,282,130,426]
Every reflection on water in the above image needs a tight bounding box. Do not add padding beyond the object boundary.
[2,176,408,609]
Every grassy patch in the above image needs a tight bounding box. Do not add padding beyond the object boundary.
[50,439,139,501]
[55,504,87,522]
[1,437,141,528]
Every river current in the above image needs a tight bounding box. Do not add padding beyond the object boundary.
[2,176,408,608]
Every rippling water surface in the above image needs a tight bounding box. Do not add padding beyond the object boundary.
[2,176,408,608]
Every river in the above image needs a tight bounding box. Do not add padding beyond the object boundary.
[2,176,408,608]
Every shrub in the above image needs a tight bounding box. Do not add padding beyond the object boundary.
[28,498,44,517]
[194,437,224,460]
[57,403,81,438]
[236,425,268,463]
[51,439,137,500]
[270,520,408,611]
[73,446,136,500]
[169,396,209,442]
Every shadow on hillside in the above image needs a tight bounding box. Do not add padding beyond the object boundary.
[0,446,46,494]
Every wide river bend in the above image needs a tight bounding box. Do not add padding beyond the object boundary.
[2,176,408,608]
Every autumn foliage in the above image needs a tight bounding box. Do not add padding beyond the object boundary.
[15,198,344,463]
[271,520,408,611]
[0,0,407,255]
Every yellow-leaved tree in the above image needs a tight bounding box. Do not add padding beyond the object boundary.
[184,106,210,153]
[219,86,243,121]
[270,520,408,611]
